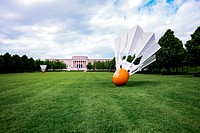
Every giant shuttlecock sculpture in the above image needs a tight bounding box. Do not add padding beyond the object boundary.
[112,25,161,86]
[40,65,47,73]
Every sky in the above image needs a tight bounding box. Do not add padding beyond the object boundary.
[0,0,200,60]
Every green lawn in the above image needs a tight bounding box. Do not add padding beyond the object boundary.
[0,72,199,132]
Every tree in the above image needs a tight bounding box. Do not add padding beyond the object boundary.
[29,57,35,71]
[109,57,116,71]
[3,53,13,72]
[103,61,110,69]
[185,26,200,67]
[55,60,66,69]
[21,55,29,72]
[87,62,93,70]
[44,60,51,69]
[157,29,186,73]
[12,54,22,72]
[0,55,4,73]
[34,59,41,71]
[93,61,100,69]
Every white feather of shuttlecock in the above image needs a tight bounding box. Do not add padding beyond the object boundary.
[114,25,161,75]
[40,65,47,72]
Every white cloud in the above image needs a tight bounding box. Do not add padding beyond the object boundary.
[131,0,142,7]
[16,0,54,7]
[170,0,200,43]
[0,0,199,59]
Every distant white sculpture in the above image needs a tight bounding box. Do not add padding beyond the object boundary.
[112,25,161,86]
[40,65,47,73]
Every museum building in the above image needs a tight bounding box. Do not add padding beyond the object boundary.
[47,56,111,70]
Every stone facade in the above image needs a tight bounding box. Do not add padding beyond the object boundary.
[47,56,111,70]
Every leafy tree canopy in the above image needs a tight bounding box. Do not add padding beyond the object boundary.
[185,26,200,66]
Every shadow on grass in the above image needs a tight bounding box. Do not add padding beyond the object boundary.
[125,80,160,87]
[82,79,161,89]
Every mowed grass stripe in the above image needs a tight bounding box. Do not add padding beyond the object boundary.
[0,72,200,132]
[0,72,85,132]
[0,72,81,105]
[120,74,200,132]
[71,72,132,132]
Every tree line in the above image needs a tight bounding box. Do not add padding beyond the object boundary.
[149,26,200,73]
[87,26,200,73]
[0,54,66,73]
[86,60,115,71]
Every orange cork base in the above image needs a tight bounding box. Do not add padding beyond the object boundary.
[112,68,129,86]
